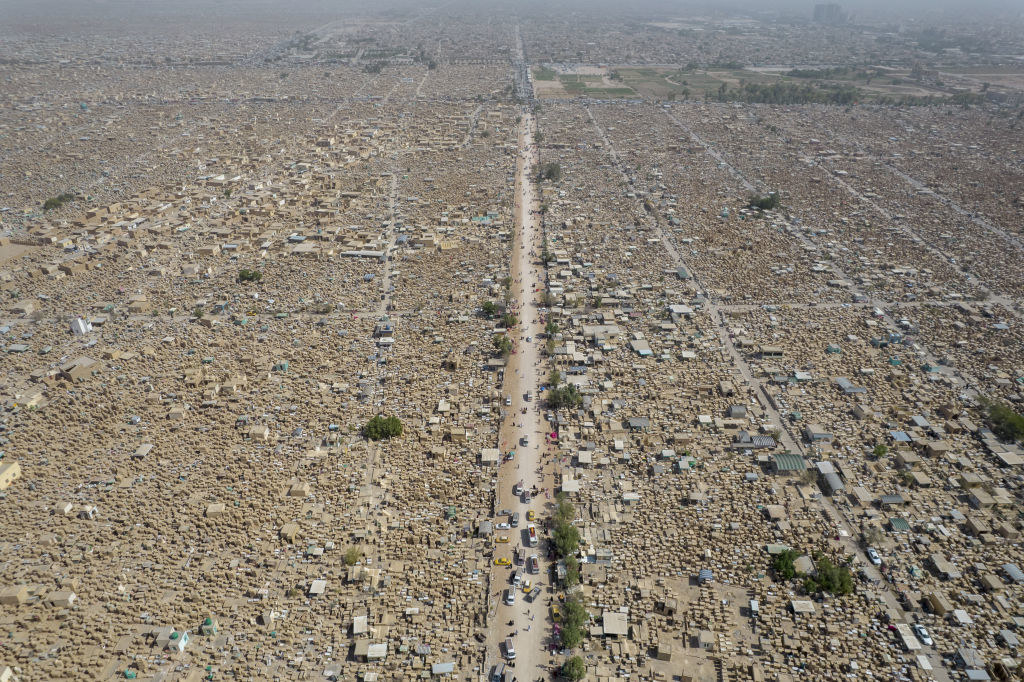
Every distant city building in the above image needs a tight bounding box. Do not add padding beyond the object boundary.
[813,3,846,24]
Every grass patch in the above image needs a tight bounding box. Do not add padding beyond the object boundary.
[559,74,603,83]
[584,87,635,97]
[533,67,556,81]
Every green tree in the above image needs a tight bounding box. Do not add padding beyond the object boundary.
[553,520,581,557]
[364,415,402,441]
[481,301,499,318]
[541,241,556,264]
[548,384,582,410]
[538,161,562,182]
[548,369,563,388]
[772,549,799,580]
[554,496,574,524]
[872,444,888,458]
[545,320,559,337]
[501,313,517,328]
[561,624,582,649]
[562,656,586,681]
[564,554,580,587]
[238,269,263,283]
[562,597,587,630]
[493,334,512,357]
[815,556,853,596]
[980,396,1024,442]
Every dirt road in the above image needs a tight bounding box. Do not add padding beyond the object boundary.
[487,109,555,680]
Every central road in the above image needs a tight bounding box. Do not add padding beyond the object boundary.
[488,108,553,681]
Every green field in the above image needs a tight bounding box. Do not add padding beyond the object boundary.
[616,66,723,98]
[533,67,556,81]
[583,87,635,97]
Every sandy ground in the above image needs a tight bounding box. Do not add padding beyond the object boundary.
[0,243,36,266]
[488,110,557,680]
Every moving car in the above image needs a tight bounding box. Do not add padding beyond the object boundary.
[528,554,539,573]
[526,510,536,522]
[512,482,523,496]
[867,548,882,566]
[504,587,516,606]
[912,624,933,646]
[510,512,520,527]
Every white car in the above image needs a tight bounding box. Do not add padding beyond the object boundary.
[912,623,933,646]
[866,548,882,566]
[496,522,510,530]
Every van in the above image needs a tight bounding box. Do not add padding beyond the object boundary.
[504,638,516,660]
[505,587,516,606]
[513,570,523,587]
[511,512,520,527]
[491,662,505,682]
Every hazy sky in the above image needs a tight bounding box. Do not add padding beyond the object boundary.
[0,0,1020,29]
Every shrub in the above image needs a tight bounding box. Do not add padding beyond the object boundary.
[42,193,76,211]
[748,193,780,211]
[238,269,263,283]
[343,546,363,566]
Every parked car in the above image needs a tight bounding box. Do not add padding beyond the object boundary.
[912,624,933,646]
[528,554,539,573]
[867,548,882,566]
[511,512,520,527]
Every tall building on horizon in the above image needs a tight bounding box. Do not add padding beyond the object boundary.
[814,3,846,24]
